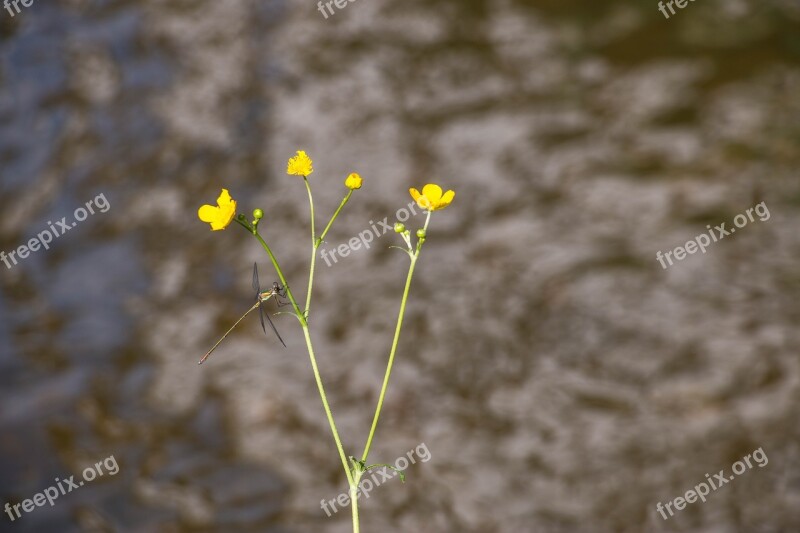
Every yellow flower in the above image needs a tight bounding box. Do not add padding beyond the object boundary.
[198,189,237,231]
[287,150,314,176]
[345,173,362,190]
[409,183,455,211]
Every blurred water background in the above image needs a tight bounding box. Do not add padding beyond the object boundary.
[1,0,800,531]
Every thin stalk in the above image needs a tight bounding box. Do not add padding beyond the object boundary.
[361,210,431,462]
[318,190,353,245]
[252,231,353,485]
[306,188,354,318]
[304,177,316,318]
[302,182,360,532]
[301,324,353,485]
[360,255,417,462]
[253,233,303,324]
[350,484,360,533]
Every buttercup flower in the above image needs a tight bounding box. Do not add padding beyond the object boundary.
[198,189,237,231]
[345,173,362,190]
[287,150,314,176]
[409,183,455,211]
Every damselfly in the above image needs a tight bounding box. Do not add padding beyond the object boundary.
[198,263,287,365]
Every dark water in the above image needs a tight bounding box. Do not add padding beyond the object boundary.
[1,0,799,531]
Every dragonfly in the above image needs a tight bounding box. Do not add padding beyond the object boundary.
[198,263,287,365]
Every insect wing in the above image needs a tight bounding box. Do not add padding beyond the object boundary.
[258,301,268,334]
[261,303,287,347]
[252,262,260,295]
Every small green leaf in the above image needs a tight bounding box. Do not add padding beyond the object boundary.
[364,463,406,483]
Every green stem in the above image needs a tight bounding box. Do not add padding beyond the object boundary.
[318,190,353,246]
[306,189,354,319]
[252,232,303,323]
[350,484,360,533]
[304,177,316,319]
[251,230,353,486]
[361,210,431,462]
[302,324,354,485]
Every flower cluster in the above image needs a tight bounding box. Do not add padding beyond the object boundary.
[198,151,453,231]
[194,149,455,533]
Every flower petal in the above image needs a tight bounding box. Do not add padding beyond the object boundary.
[198,189,237,230]
[437,190,455,209]
[287,150,314,176]
[217,189,234,208]
[409,187,431,210]
[198,205,220,223]
[421,183,443,205]
[408,187,431,209]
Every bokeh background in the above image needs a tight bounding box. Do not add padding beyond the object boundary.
[2,0,800,531]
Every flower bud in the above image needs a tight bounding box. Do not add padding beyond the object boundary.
[253,208,264,220]
[416,229,426,239]
[394,223,406,233]
[345,173,363,190]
